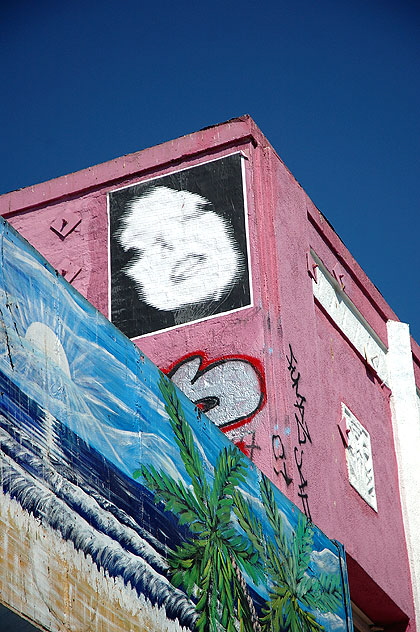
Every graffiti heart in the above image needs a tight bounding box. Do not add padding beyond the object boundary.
[164,352,266,433]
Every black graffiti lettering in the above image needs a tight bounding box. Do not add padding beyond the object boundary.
[286,344,298,373]
[287,344,312,446]
[293,388,308,429]
[299,494,312,522]
[287,344,313,521]
[294,447,312,520]
[294,411,312,445]
[289,369,301,392]
[294,446,304,471]
[272,434,286,460]
[274,461,293,486]
[294,392,306,415]
[272,434,293,486]
[245,432,261,461]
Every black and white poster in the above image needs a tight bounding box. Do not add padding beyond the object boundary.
[108,153,251,339]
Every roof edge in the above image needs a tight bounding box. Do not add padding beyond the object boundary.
[0,115,268,216]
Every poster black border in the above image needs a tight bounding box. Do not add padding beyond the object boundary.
[107,152,253,340]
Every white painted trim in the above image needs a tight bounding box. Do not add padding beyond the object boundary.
[311,251,388,384]
[240,153,254,313]
[386,320,420,628]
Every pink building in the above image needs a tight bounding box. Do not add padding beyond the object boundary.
[1,116,419,631]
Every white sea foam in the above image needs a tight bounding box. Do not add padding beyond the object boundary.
[0,492,192,632]
[0,431,196,629]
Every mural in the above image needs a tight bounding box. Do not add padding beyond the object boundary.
[108,153,252,339]
[0,218,352,632]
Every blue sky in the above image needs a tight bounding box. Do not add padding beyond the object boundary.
[1,0,419,342]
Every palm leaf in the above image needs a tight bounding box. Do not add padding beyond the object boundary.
[216,547,235,626]
[232,488,265,557]
[158,374,210,510]
[209,547,219,632]
[231,561,260,632]
[302,572,342,613]
[139,374,264,632]
[195,549,214,632]
[139,463,207,527]
[170,540,204,595]
[261,591,290,631]
[259,475,289,562]
[294,513,314,583]
[211,445,247,509]
[259,473,345,632]
[296,606,325,632]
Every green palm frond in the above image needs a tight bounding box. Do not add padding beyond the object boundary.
[210,445,247,512]
[259,475,290,568]
[260,590,289,631]
[259,475,342,632]
[230,558,260,632]
[136,374,263,632]
[294,514,314,583]
[139,463,206,528]
[195,545,216,632]
[295,606,325,632]
[302,572,342,613]
[232,488,265,558]
[158,375,210,510]
[215,547,235,626]
[169,539,206,595]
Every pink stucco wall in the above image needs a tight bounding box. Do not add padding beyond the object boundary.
[0,116,416,629]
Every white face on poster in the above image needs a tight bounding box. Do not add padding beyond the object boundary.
[117,186,242,311]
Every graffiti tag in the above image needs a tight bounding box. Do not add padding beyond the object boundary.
[286,344,312,521]
[164,352,266,433]
[272,430,293,486]
[236,431,261,461]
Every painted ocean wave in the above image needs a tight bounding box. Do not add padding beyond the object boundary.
[0,368,197,629]
[0,423,166,574]
[0,367,184,546]
[0,446,196,628]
